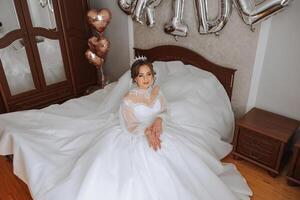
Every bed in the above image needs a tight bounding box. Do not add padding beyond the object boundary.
[0,45,248,200]
[134,45,236,100]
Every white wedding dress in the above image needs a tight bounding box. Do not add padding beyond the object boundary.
[117,86,251,200]
[0,61,252,200]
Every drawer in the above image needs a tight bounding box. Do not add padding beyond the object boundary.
[9,88,74,111]
[236,127,281,168]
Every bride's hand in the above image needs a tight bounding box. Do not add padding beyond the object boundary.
[152,117,163,138]
[144,117,163,151]
[145,127,161,151]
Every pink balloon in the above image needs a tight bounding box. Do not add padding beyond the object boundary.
[87,8,112,33]
[85,49,104,68]
[88,36,110,58]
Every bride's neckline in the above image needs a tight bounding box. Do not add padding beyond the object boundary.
[131,86,153,97]
[125,86,160,107]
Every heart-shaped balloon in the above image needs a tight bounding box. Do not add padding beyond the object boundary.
[88,36,110,58]
[85,49,104,68]
[87,8,112,33]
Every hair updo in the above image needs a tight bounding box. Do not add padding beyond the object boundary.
[130,59,156,82]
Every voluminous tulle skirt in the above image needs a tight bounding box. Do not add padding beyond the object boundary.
[40,124,252,200]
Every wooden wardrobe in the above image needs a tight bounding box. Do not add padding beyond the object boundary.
[0,0,97,113]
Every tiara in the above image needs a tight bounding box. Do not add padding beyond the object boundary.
[130,55,147,66]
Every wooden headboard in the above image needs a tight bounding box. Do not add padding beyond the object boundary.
[134,45,236,100]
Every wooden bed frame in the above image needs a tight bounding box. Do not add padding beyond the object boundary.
[134,45,236,100]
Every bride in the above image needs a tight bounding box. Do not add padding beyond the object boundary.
[0,57,252,200]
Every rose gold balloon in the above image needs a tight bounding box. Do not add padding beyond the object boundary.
[87,8,112,33]
[85,49,104,68]
[88,36,110,58]
[87,9,98,24]
[88,36,97,52]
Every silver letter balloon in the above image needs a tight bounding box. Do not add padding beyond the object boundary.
[118,0,293,37]
[118,0,138,15]
[195,0,232,35]
[164,0,188,37]
[118,0,162,27]
[233,0,292,27]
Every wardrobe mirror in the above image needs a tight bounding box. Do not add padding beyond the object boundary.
[0,39,36,95]
[36,36,67,85]
[0,0,20,39]
[27,0,57,30]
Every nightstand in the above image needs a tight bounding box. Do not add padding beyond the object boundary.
[287,139,300,185]
[232,108,299,177]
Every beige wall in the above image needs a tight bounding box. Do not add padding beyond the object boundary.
[255,0,300,121]
[88,0,132,81]
[134,0,260,116]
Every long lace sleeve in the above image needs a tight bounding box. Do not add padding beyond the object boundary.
[119,86,168,135]
[157,90,168,123]
[119,100,147,135]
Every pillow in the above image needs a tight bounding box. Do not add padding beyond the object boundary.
[152,61,168,84]
[164,60,188,76]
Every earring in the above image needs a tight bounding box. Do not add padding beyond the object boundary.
[152,77,156,86]
[132,80,138,88]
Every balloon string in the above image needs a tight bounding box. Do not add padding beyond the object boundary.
[101,67,105,89]
[96,31,102,37]
[97,67,105,89]
[97,66,105,88]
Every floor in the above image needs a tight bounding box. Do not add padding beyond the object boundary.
[0,156,32,200]
[223,156,300,200]
[0,154,299,200]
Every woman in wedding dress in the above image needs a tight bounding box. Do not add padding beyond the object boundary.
[78,58,252,200]
[0,57,252,200]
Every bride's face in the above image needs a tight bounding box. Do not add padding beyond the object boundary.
[135,65,154,90]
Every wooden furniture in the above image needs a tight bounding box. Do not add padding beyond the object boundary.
[233,107,299,177]
[0,0,97,113]
[134,45,236,100]
[287,139,300,186]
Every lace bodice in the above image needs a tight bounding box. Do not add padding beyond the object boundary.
[119,86,167,135]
